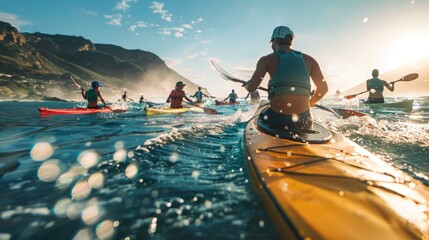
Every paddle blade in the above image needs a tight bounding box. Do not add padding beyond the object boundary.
[203,107,217,115]
[344,94,358,100]
[332,108,367,118]
[399,73,419,82]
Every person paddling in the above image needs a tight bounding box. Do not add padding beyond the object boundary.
[121,91,133,102]
[366,69,395,104]
[223,89,238,103]
[192,87,210,103]
[139,94,145,104]
[243,26,328,130]
[81,81,110,109]
[166,81,195,108]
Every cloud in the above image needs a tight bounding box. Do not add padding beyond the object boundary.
[115,0,138,11]
[82,9,98,16]
[158,27,185,37]
[0,12,32,30]
[150,2,173,22]
[191,18,203,25]
[129,21,148,31]
[105,14,123,26]
[183,24,193,29]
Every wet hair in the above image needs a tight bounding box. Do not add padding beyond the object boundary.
[372,69,379,77]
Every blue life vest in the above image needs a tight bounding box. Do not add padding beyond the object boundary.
[268,51,312,98]
[367,78,384,92]
[85,89,98,102]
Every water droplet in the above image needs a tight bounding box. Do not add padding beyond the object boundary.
[291,114,299,123]
[38,159,63,182]
[88,172,104,189]
[31,142,54,161]
[96,220,115,239]
[113,149,127,162]
[71,180,91,200]
[125,163,138,179]
[78,150,99,168]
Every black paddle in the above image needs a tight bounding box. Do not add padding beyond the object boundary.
[344,73,419,99]
[210,60,366,119]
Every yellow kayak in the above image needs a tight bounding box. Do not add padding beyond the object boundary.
[145,106,203,116]
[243,105,429,240]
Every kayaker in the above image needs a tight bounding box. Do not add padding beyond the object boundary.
[366,69,395,103]
[122,91,133,102]
[192,87,209,103]
[223,89,238,103]
[81,81,110,109]
[139,94,145,104]
[244,90,260,104]
[243,26,328,130]
[166,81,195,108]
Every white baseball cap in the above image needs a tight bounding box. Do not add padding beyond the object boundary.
[270,26,294,42]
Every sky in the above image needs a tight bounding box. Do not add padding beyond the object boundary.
[1,0,429,98]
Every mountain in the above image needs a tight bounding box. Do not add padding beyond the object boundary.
[0,21,201,101]
[342,56,429,98]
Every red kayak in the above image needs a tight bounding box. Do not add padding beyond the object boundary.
[38,107,126,115]
[215,100,239,105]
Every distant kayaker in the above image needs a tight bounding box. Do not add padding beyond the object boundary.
[81,81,110,109]
[122,91,133,102]
[243,26,328,130]
[139,94,145,104]
[223,89,238,103]
[192,87,210,103]
[166,81,195,108]
[244,90,260,104]
[366,69,395,103]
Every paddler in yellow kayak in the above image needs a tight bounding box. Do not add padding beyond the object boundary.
[366,69,395,103]
[81,80,110,109]
[166,81,196,108]
[243,26,328,130]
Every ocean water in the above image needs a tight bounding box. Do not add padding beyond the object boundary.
[0,97,428,240]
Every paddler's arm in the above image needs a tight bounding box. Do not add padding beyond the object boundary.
[184,94,195,105]
[383,80,395,92]
[245,56,267,92]
[81,88,87,99]
[306,55,328,107]
[97,91,110,109]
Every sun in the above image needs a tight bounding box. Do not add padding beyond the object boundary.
[381,33,429,71]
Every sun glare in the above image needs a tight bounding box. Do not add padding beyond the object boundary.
[382,33,429,71]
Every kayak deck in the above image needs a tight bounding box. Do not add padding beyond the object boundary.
[145,106,203,115]
[243,105,429,239]
[38,107,126,115]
